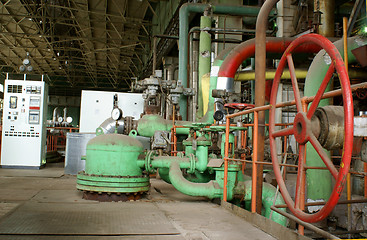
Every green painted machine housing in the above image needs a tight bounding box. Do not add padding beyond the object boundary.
[85,133,143,176]
[77,133,149,193]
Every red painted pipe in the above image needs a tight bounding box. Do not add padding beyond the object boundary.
[218,37,322,78]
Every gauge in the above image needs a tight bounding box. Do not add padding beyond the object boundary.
[23,58,30,65]
[66,116,73,123]
[111,108,123,120]
[58,116,63,123]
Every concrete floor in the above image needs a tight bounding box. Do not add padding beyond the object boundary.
[0,164,277,240]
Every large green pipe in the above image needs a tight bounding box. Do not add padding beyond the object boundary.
[137,114,190,137]
[200,47,237,122]
[304,36,367,203]
[169,161,222,199]
[238,180,287,226]
[178,3,262,120]
[197,15,212,119]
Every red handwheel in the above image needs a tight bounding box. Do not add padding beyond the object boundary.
[269,34,353,223]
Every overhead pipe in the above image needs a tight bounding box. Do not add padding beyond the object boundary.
[304,36,367,209]
[217,37,321,79]
[178,3,263,120]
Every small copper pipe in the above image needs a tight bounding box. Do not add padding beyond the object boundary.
[251,111,258,213]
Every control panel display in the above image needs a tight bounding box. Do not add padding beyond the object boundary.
[29,111,40,124]
[9,96,17,109]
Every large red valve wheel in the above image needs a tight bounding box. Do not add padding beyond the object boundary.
[269,34,353,223]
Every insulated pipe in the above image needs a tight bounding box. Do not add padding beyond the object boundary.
[304,36,367,206]
[197,15,212,119]
[98,117,125,134]
[169,161,222,199]
[178,3,262,120]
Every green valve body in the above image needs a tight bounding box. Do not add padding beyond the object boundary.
[77,133,149,193]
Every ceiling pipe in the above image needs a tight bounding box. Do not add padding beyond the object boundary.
[178,3,264,120]
[217,37,321,79]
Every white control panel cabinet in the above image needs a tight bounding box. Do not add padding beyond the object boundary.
[79,90,144,133]
[1,79,48,168]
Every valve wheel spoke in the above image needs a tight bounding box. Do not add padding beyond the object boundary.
[307,63,335,119]
[271,126,294,138]
[308,134,339,179]
[287,54,303,113]
[294,144,306,208]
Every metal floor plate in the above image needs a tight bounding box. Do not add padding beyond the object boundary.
[0,202,179,235]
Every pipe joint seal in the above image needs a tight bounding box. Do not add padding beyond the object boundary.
[145,150,155,173]
[216,77,234,92]
[188,153,196,174]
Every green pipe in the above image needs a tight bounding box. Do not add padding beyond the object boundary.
[196,145,208,172]
[200,47,236,122]
[197,15,212,119]
[304,36,367,203]
[137,114,190,137]
[137,155,190,169]
[169,161,222,199]
[158,168,171,184]
[239,180,287,226]
[178,3,262,120]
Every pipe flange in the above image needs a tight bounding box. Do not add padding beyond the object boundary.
[145,150,155,173]
[187,153,196,174]
[177,152,184,158]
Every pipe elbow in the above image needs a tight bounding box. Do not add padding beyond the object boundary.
[169,161,222,199]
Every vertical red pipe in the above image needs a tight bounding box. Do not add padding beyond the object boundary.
[251,111,258,212]
[254,0,281,215]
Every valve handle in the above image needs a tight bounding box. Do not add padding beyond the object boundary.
[268,34,353,223]
[224,103,255,110]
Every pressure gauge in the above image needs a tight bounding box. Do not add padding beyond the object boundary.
[66,117,73,123]
[58,116,63,123]
[111,108,123,121]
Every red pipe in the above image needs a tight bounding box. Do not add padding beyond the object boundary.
[218,37,322,78]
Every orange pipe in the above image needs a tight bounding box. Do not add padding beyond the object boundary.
[251,111,258,212]
[223,118,231,201]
